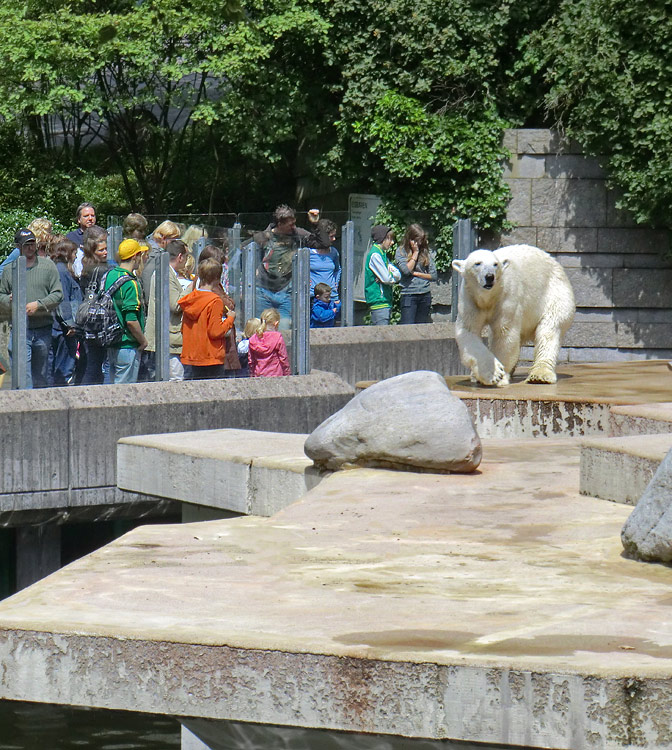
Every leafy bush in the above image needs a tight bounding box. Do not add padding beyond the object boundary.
[518,0,672,226]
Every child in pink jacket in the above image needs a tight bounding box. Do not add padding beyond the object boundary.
[248,308,291,377]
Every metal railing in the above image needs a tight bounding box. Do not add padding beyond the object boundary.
[154,252,171,382]
[290,246,311,375]
[2,216,475,387]
[11,256,28,390]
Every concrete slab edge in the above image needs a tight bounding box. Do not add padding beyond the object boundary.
[1,630,671,749]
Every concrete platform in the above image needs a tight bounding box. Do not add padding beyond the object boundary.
[448,360,672,405]
[580,434,672,505]
[0,370,354,527]
[358,361,672,438]
[3,436,672,749]
[117,429,327,516]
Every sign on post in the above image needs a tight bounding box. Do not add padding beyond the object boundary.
[348,193,382,302]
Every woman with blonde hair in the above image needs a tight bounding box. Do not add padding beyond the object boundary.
[181,224,208,252]
[153,220,181,245]
[142,220,181,306]
[28,217,53,257]
[248,308,290,377]
[395,223,437,324]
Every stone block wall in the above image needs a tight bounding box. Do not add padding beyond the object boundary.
[433,128,672,362]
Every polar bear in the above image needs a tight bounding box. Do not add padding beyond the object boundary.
[451,245,575,386]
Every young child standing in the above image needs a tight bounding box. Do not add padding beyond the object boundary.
[178,258,236,380]
[248,308,291,377]
[310,282,341,328]
[237,317,260,377]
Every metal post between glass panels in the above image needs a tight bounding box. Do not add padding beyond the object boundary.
[192,236,207,266]
[11,256,28,390]
[340,220,355,327]
[242,239,258,323]
[290,245,310,376]
[450,218,476,322]
[229,223,242,309]
[154,252,170,382]
[108,225,123,263]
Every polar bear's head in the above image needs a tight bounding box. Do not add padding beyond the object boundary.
[452,249,510,292]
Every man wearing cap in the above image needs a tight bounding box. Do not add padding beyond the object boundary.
[364,225,401,325]
[104,238,148,384]
[0,228,63,388]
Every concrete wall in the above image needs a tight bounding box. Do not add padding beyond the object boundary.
[291,322,464,385]
[0,372,354,528]
[431,129,672,363]
[501,129,671,362]
[0,323,468,528]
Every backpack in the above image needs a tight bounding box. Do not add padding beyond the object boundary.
[74,270,136,346]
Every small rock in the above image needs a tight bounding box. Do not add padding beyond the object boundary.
[304,370,481,473]
[621,447,672,562]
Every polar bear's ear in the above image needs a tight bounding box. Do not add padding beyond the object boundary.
[501,258,510,270]
[452,259,465,275]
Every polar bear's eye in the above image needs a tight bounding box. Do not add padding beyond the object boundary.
[474,261,482,267]
[493,262,499,267]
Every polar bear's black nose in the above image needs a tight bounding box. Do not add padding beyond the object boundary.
[484,273,495,287]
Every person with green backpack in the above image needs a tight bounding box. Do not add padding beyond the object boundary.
[104,238,148,384]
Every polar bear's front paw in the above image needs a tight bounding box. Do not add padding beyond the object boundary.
[492,358,509,386]
[471,357,509,386]
[527,365,557,384]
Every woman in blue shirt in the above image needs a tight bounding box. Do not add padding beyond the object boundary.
[308,220,341,304]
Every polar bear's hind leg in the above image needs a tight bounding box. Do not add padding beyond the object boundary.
[527,322,562,384]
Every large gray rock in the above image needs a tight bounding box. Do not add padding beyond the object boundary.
[622,448,672,562]
[304,370,481,473]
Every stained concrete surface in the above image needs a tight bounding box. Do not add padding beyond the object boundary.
[4,362,672,748]
[447,360,672,405]
[2,437,672,748]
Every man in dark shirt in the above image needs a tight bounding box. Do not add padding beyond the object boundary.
[66,202,97,277]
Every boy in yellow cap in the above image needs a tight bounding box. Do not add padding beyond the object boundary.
[104,238,148,383]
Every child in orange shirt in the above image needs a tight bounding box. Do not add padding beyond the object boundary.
[178,258,236,380]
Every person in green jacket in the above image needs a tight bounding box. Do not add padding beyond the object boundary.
[364,225,401,326]
[104,238,148,384]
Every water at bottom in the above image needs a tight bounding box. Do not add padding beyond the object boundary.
[0,700,180,749]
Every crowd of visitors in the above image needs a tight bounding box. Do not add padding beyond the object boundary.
[0,202,437,388]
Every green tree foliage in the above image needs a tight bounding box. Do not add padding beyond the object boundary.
[0,0,328,213]
[517,0,672,226]
[0,0,580,252]
[322,0,556,266]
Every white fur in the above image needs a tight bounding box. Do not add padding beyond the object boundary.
[451,245,575,386]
